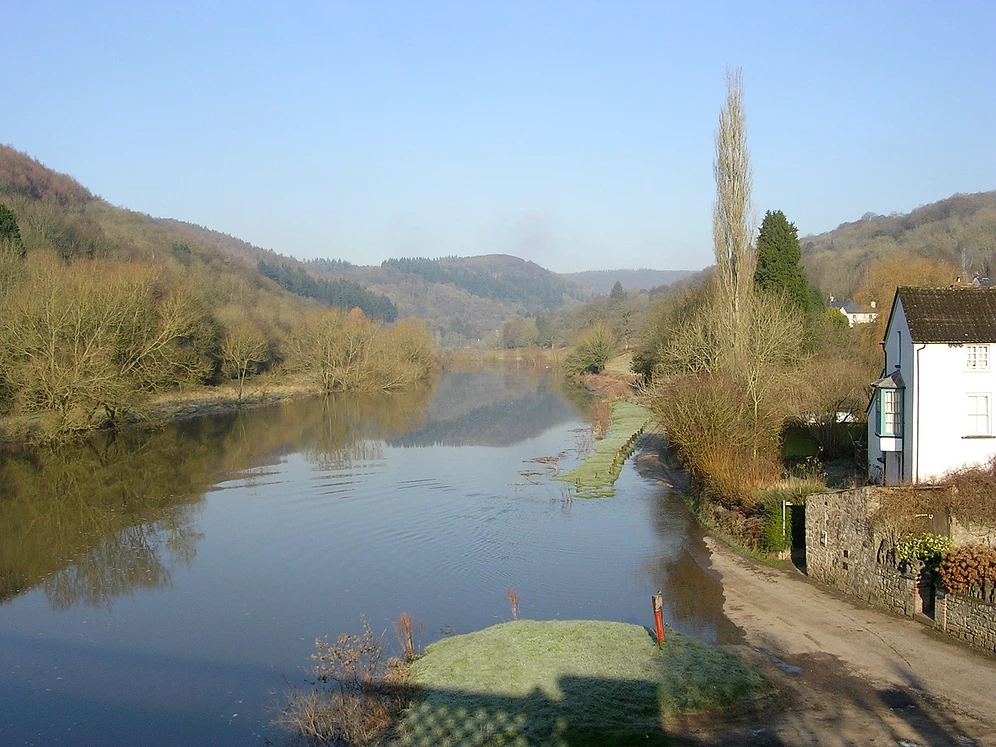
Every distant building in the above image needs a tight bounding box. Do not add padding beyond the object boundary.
[868,286,996,484]
[828,296,879,327]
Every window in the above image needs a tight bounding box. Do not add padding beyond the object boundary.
[967,394,991,436]
[878,389,902,437]
[967,345,990,370]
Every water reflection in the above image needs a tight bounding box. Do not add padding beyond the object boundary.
[392,370,578,447]
[644,491,742,644]
[0,431,208,608]
[0,380,437,610]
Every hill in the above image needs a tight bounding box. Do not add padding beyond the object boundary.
[299,254,595,347]
[0,145,435,437]
[155,223,598,347]
[563,268,695,295]
[800,191,996,300]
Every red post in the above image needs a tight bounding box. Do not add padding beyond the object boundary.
[652,591,665,646]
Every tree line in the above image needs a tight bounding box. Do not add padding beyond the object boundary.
[381,256,581,309]
[0,174,435,440]
[257,259,398,322]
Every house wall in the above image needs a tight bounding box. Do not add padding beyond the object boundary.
[806,488,919,614]
[914,343,996,482]
[806,488,920,617]
[868,301,914,484]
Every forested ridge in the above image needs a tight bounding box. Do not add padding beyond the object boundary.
[801,191,996,300]
[257,260,397,321]
[0,145,435,440]
[380,255,589,309]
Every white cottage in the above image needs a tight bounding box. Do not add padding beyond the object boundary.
[868,286,996,484]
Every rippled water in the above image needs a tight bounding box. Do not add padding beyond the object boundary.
[0,369,736,746]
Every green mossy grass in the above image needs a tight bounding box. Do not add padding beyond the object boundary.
[557,400,653,498]
[396,619,765,746]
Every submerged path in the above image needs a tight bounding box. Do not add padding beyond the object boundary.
[691,536,996,746]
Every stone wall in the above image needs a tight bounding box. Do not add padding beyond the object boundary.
[806,488,923,614]
[805,487,996,654]
[936,591,996,654]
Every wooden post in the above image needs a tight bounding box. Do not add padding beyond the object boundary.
[652,591,665,647]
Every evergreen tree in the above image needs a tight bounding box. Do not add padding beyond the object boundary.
[609,280,626,301]
[754,209,818,310]
[0,203,24,257]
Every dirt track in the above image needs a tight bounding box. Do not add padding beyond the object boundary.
[678,536,996,746]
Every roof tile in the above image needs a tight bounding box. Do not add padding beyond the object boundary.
[898,287,996,342]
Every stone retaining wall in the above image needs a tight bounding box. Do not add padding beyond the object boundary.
[806,488,996,655]
[937,591,996,655]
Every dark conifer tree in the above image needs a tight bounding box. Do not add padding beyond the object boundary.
[754,209,820,310]
[0,203,24,256]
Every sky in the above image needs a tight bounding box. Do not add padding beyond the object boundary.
[1,1,993,274]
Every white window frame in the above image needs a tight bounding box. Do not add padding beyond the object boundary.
[877,388,902,437]
[967,393,991,436]
[966,345,990,370]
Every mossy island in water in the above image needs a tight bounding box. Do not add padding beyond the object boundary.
[397,619,766,746]
[557,400,653,498]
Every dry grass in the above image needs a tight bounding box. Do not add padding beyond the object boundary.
[392,612,423,664]
[506,589,519,620]
[273,617,413,746]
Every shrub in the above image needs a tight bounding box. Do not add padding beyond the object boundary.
[647,371,781,504]
[755,478,825,553]
[273,616,412,746]
[938,544,996,601]
[895,533,952,570]
[563,323,615,375]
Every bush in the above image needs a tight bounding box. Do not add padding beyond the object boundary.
[939,544,996,601]
[895,533,952,570]
[273,617,412,746]
[754,478,826,553]
[563,323,615,376]
[647,371,781,504]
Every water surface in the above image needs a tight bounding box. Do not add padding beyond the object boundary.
[0,369,736,746]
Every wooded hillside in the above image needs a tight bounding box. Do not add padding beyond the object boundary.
[802,191,996,300]
[0,145,435,438]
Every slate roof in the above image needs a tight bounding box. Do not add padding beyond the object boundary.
[898,287,996,343]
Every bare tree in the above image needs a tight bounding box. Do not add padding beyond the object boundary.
[712,67,757,374]
[221,322,270,403]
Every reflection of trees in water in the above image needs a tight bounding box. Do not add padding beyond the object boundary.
[0,429,213,608]
[302,383,434,468]
[391,373,578,448]
[45,511,201,610]
[0,379,438,609]
[643,490,743,644]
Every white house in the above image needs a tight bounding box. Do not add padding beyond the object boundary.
[868,286,996,484]
[829,298,879,327]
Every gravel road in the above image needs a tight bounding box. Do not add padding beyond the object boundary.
[674,535,996,746]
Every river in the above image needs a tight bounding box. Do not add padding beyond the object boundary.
[0,368,737,746]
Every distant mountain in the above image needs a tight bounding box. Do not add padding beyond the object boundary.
[300,254,595,347]
[153,219,598,346]
[563,269,695,295]
[800,191,996,300]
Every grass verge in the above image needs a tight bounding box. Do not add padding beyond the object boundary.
[557,400,653,498]
[396,619,766,746]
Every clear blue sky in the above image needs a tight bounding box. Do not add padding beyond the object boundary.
[2,1,993,273]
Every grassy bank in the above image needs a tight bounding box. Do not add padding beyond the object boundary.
[0,374,320,445]
[397,619,766,746]
[557,400,653,498]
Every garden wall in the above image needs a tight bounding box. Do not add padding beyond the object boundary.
[936,591,996,655]
[805,488,996,655]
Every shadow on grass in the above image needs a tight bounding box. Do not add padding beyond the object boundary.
[395,675,676,746]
